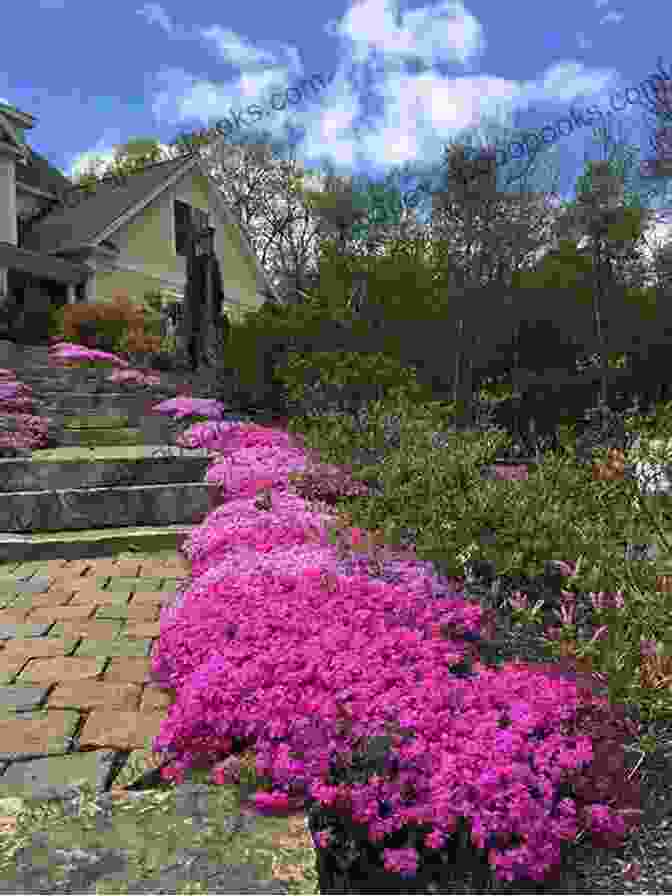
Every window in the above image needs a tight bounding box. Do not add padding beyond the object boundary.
[174,199,210,256]
[16,216,27,247]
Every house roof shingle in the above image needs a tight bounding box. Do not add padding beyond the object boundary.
[15,148,73,196]
[20,154,198,254]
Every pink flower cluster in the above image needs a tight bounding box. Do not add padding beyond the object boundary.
[149,419,641,885]
[492,464,530,481]
[48,342,131,367]
[107,368,162,387]
[0,370,53,451]
[174,421,242,450]
[0,348,164,455]
[152,396,227,420]
[0,375,35,415]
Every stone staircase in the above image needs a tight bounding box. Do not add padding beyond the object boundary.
[0,341,243,563]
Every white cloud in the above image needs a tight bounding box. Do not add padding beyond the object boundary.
[595,0,610,6]
[137,3,174,34]
[576,32,593,50]
[599,11,625,24]
[528,61,616,102]
[200,26,301,75]
[137,0,629,186]
[324,0,486,68]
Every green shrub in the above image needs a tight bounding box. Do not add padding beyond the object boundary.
[275,349,435,420]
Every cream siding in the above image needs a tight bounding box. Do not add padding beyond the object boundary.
[87,169,266,323]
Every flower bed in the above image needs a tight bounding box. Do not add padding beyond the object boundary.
[18,346,668,888]
[0,368,59,454]
[0,344,170,454]
[141,391,672,889]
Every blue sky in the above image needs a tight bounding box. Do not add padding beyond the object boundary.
[3,0,672,233]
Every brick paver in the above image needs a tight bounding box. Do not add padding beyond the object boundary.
[124,602,162,621]
[0,709,81,758]
[0,552,194,798]
[9,589,76,608]
[78,708,168,751]
[40,559,71,573]
[124,621,162,639]
[46,680,143,711]
[50,619,124,640]
[101,655,154,683]
[26,605,98,623]
[0,609,31,624]
[139,686,175,712]
[16,655,108,685]
[130,590,175,603]
[0,637,81,660]
[113,561,143,576]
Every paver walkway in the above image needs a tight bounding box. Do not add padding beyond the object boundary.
[0,550,190,804]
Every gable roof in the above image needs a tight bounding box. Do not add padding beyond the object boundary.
[21,154,197,253]
[0,103,34,157]
[15,147,73,196]
[18,147,277,299]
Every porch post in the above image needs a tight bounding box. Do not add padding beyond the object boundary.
[84,275,96,303]
[0,268,7,296]
[66,284,77,304]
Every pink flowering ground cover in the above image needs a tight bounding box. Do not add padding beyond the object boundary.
[148,416,644,886]
[0,370,57,452]
[48,342,132,367]
[0,344,170,454]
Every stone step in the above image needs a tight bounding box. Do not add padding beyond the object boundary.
[7,361,126,374]
[0,481,221,532]
[0,341,51,367]
[57,427,145,447]
[59,413,184,447]
[16,368,175,387]
[61,414,132,429]
[21,379,173,399]
[35,393,170,421]
[0,524,194,563]
[0,447,211,491]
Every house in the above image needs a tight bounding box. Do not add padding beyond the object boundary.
[0,101,277,330]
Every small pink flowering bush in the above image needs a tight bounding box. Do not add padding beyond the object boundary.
[0,372,57,453]
[107,367,162,387]
[177,490,338,579]
[175,421,243,451]
[286,464,373,506]
[203,447,313,499]
[492,464,529,481]
[175,425,331,507]
[149,418,644,886]
[48,342,131,368]
[152,396,227,421]
[0,380,35,414]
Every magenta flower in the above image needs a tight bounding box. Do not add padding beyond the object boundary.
[146,418,642,886]
[152,396,226,420]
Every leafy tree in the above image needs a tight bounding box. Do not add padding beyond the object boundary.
[426,140,565,426]
[348,178,404,244]
[69,138,175,193]
[573,113,663,214]
[633,59,672,189]
[548,159,656,407]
